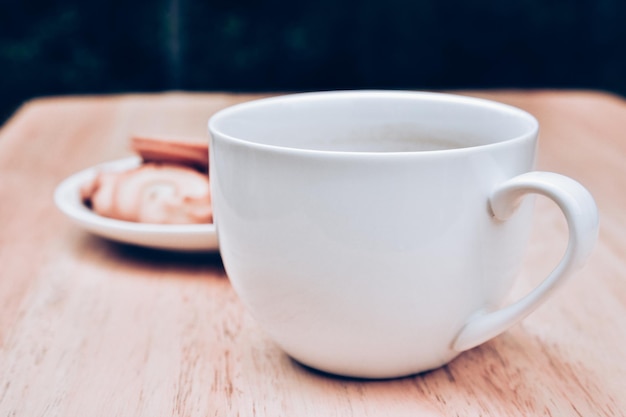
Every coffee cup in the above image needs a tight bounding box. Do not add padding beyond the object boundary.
[208,91,598,379]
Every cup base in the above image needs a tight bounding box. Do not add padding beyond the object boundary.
[286,350,462,380]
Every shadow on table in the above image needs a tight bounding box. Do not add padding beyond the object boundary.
[75,233,226,278]
[275,332,598,414]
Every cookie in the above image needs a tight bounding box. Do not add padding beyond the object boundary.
[131,135,209,172]
[83,163,212,224]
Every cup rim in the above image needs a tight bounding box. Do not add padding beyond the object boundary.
[208,90,539,157]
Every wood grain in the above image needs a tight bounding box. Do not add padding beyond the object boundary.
[0,91,624,416]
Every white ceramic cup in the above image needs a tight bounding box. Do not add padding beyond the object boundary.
[208,91,599,379]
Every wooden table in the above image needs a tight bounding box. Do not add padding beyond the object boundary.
[0,91,624,416]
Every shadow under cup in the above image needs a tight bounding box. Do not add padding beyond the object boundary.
[208,91,541,378]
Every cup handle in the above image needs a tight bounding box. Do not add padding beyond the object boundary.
[452,171,599,352]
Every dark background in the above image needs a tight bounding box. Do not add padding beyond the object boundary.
[2,0,626,123]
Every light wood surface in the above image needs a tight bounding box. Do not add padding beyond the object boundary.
[0,91,624,416]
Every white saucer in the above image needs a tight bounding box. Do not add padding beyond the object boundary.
[54,157,218,251]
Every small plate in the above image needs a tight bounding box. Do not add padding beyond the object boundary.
[54,157,218,251]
